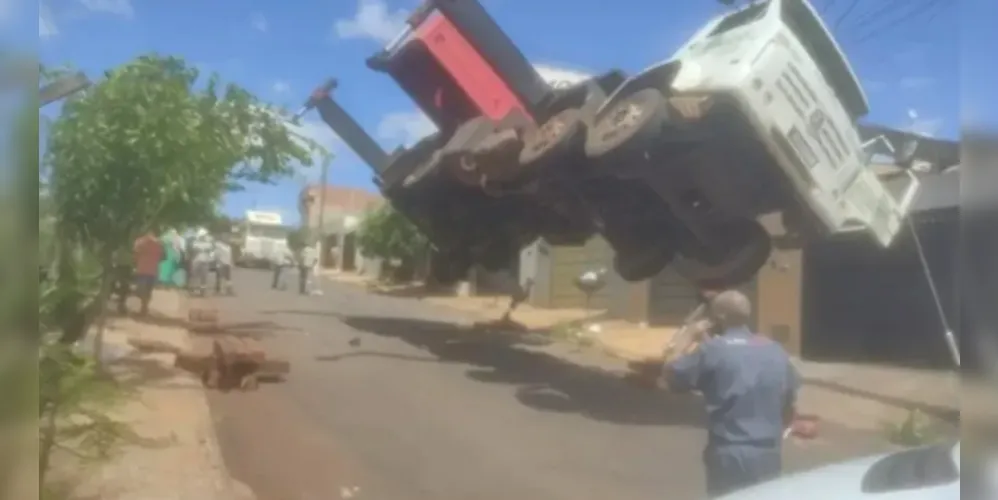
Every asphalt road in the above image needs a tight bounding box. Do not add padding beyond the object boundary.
[206,269,892,500]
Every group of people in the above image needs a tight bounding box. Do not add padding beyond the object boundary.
[270,243,320,295]
[186,228,235,297]
[121,227,235,315]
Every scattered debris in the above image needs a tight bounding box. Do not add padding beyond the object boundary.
[174,307,290,391]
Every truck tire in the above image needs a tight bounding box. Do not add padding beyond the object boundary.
[518,107,585,171]
[671,219,772,288]
[612,238,676,282]
[584,87,667,161]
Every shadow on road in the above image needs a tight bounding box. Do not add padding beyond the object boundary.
[327,314,706,429]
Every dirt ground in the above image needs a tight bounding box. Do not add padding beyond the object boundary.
[46,290,251,500]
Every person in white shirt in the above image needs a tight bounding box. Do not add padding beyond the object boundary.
[213,239,234,295]
[189,228,215,296]
[298,244,318,295]
[271,246,294,290]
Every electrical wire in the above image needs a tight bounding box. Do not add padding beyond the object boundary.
[847,0,945,46]
[832,0,861,31]
[843,0,908,33]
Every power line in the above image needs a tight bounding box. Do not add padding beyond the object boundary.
[842,0,906,33]
[846,0,938,35]
[833,0,861,31]
[847,0,945,46]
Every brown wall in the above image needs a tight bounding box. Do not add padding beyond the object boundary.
[755,247,803,356]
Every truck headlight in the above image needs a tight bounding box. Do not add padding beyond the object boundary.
[671,61,703,90]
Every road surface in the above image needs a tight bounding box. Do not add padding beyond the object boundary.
[205,269,891,500]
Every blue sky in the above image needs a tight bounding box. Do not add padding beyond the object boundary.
[28,0,960,224]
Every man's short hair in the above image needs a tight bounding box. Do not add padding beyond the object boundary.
[709,290,753,326]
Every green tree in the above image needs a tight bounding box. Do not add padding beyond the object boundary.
[355,203,429,262]
[45,54,323,351]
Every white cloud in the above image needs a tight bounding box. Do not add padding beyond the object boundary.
[863,80,886,93]
[251,12,268,33]
[376,110,437,147]
[272,80,291,94]
[333,0,407,44]
[899,76,934,91]
[39,5,58,38]
[533,63,592,89]
[905,108,941,137]
[79,0,134,18]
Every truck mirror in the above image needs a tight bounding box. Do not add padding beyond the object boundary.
[895,139,919,169]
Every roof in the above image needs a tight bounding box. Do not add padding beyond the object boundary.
[299,184,382,213]
[858,123,959,171]
[882,167,960,214]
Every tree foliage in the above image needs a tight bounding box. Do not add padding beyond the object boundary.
[46,54,322,255]
[355,203,429,262]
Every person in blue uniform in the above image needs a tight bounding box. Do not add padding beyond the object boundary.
[660,289,800,498]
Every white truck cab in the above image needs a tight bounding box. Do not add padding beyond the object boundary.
[584,0,920,286]
[670,0,918,246]
[238,210,292,268]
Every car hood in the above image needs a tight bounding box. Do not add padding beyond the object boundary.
[718,443,960,500]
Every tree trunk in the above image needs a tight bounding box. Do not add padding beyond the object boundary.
[91,253,115,366]
[36,398,59,491]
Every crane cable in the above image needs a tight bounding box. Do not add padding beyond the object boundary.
[906,214,960,368]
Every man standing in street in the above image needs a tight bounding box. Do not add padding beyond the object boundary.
[132,230,163,315]
[213,237,234,295]
[189,228,215,296]
[271,246,294,290]
[298,243,318,295]
[659,290,799,498]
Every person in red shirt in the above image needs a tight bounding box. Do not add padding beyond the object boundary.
[133,231,163,315]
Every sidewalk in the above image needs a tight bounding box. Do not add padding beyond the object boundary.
[51,290,250,500]
[322,271,959,432]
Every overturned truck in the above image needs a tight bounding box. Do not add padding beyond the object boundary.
[296,0,922,288]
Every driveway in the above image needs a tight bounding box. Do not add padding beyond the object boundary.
[206,269,892,500]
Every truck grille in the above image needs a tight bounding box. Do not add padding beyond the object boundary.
[776,63,850,169]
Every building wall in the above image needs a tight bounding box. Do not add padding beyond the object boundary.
[755,213,804,355]
[755,247,803,355]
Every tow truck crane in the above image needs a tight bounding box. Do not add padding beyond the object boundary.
[296,0,930,288]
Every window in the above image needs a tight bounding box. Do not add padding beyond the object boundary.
[710,1,771,37]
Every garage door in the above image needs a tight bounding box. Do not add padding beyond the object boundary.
[648,268,758,328]
[548,237,625,309]
[801,210,957,368]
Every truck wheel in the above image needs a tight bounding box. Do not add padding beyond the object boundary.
[612,239,676,282]
[584,87,667,161]
[672,220,772,288]
[519,107,585,170]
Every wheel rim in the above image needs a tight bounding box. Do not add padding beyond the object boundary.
[598,101,643,142]
[525,117,566,156]
[458,153,477,172]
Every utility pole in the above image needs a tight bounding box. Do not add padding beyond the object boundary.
[315,153,332,270]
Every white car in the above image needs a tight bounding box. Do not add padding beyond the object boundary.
[719,442,960,499]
